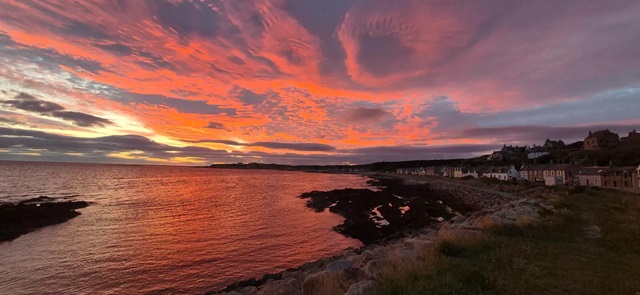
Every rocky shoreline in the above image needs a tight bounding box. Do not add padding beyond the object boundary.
[0,196,89,242]
[208,174,552,295]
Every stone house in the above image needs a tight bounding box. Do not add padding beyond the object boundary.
[602,167,637,190]
[621,129,640,144]
[576,167,607,187]
[583,129,620,150]
[544,139,565,149]
[520,165,547,182]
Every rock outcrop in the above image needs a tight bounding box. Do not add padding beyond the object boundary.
[0,196,89,242]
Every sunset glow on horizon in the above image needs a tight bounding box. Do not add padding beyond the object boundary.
[1,0,640,165]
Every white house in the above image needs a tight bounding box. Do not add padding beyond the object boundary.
[485,166,520,181]
[461,169,481,179]
[485,168,508,180]
[506,165,520,179]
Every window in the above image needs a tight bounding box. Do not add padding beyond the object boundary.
[595,179,598,185]
[614,181,617,187]
[625,181,629,187]
[586,179,590,186]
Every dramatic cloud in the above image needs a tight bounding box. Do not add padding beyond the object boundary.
[1,92,113,128]
[3,97,65,113]
[0,0,639,164]
[50,111,112,127]
[339,107,390,124]
[206,122,227,130]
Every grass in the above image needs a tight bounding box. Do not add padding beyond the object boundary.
[374,189,640,295]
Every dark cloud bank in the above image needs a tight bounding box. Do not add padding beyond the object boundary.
[2,92,112,127]
[0,127,496,165]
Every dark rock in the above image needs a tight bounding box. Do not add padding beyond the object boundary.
[298,176,463,244]
[0,198,89,242]
[18,195,55,205]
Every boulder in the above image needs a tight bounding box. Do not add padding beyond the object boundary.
[257,278,300,295]
[325,260,353,272]
[362,259,384,277]
[238,286,257,295]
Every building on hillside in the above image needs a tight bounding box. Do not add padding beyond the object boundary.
[502,145,527,153]
[621,129,640,144]
[583,129,619,150]
[602,167,637,190]
[489,145,527,161]
[576,167,607,187]
[544,139,565,149]
[526,145,550,159]
[489,151,509,161]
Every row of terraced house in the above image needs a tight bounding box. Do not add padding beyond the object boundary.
[396,164,640,192]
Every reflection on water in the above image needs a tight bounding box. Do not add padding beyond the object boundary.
[0,162,368,294]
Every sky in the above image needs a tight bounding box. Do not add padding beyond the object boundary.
[0,0,639,165]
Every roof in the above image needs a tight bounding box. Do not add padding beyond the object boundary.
[577,167,608,176]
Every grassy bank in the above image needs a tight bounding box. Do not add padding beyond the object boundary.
[374,189,640,295]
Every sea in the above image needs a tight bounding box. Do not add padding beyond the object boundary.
[0,161,370,294]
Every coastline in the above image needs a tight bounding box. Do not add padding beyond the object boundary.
[207,173,550,295]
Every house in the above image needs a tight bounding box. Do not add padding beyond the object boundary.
[576,167,607,187]
[620,129,640,144]
[544,139,565,149]
[425,166,444,176]
[443,167,461,178]
[502,145,527,153]
[633,165,640,189]
[520,165,547,182]
[453,168,465,178]
[488,145,527,161]
[527,145,550,160]
[485,166,519,181]
[485,168,509,180]
[461,168,482,179]
[520,165,529,180]
[542,164,581,185]
[602,167,637,190]
[583,129,619,150]
[506,165,520,179]
[488,151,509,161]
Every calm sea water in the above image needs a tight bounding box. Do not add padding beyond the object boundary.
[0,161,369,294]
